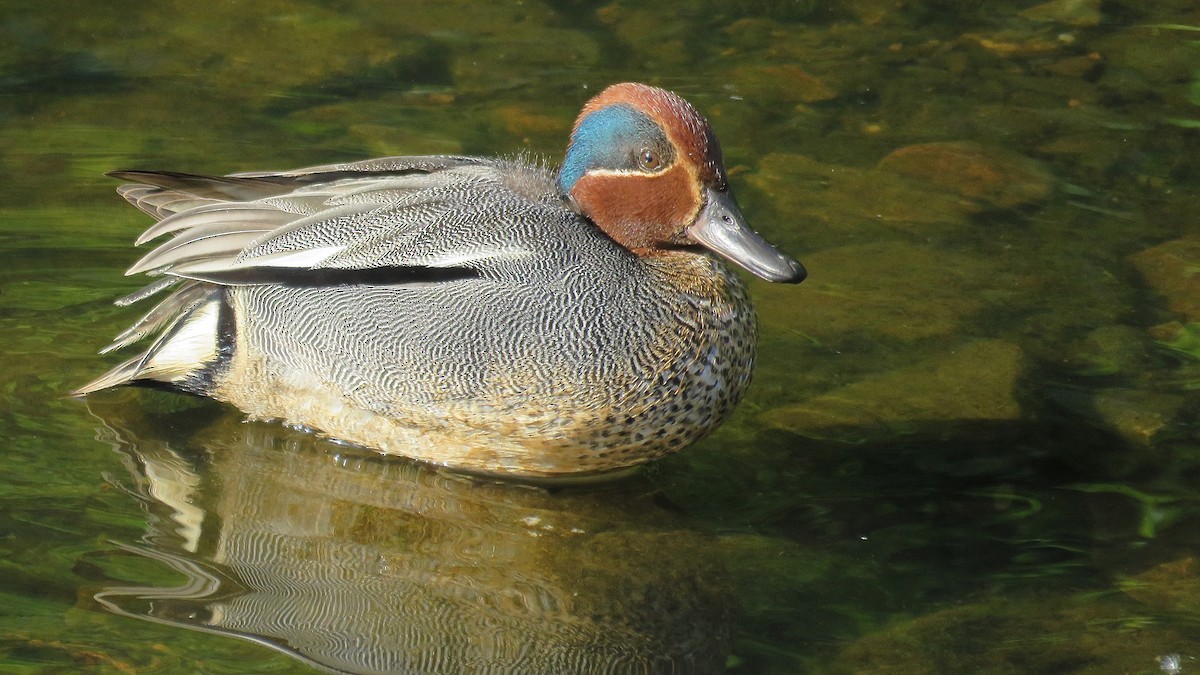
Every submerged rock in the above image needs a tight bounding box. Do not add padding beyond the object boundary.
[1018,0,1103,27]
[730,64,838,104]
[745,153,978,249]
[1123,557,1200,612]
[877,141,1057,210]
[1129,237,1200,322]
[828,591,1198,674]
[753,241,998,348]
[839,0,898,25]
[1090,389,1185,447]
[759,339,1024,442]
[595,2,695,66]
[1066,325,1150,377]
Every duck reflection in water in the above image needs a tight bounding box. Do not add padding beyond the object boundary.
[86,394,733,674]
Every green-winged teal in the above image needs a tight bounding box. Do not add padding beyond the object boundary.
[76,82,806,479]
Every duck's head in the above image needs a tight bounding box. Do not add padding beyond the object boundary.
[558,82,805,284]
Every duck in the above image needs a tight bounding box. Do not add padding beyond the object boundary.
[75,82,806,480]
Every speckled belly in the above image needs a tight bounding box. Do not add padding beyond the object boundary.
[212,253,758,479]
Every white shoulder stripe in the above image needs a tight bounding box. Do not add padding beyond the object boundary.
[414,246,534,268]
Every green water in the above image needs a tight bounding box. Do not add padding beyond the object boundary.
[4,1,1200,672]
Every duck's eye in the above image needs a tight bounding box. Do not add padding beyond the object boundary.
[637,147,662,171]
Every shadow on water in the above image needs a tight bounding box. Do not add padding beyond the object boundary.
[77,394,733,675]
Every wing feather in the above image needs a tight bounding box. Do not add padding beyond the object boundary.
[108,156,559,287]
[135,203,296,246]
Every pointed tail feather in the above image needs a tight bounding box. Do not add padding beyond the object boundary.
[72,354,149,396]
[73,287,226,396]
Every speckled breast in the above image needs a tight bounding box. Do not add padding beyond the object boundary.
[212,250,757,478]
[584,253,758,465]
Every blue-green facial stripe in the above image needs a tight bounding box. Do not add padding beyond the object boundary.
[558,103,675,193]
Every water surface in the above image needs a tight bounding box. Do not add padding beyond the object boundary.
[3,1,1200,672]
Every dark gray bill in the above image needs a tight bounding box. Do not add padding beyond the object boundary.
[686,188,806,283]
